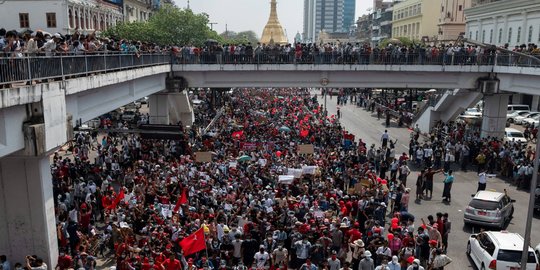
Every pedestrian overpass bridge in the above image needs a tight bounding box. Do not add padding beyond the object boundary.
[0,53,539,266]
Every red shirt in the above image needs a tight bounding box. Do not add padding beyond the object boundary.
[162,258,181,270]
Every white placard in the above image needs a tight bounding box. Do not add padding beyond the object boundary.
[278,175,294,184]
[287,168,303,178]
[302,166,318,175]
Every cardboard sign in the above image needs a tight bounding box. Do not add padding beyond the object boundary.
[287,168,303,178]
[195,152,212,163]
[278,175,294,184]
[302,166,317,175]
[360,179,372,187]
[298,144,315,154]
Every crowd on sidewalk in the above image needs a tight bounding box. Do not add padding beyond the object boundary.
[1,88,456,270]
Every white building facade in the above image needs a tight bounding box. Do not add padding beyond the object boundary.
[124,0,158,22]
[0,0,123,34]
[465,0,540,46]
[466,0,540,110]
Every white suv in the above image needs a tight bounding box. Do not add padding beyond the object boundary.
[467,231,539,270]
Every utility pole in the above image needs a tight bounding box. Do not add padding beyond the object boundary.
[208,22,217,31]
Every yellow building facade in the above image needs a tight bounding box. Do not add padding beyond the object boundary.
[391,0,440,42]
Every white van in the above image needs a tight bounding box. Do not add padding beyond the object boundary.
[508,104,531,113]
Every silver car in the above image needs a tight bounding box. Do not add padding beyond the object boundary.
[464,190,515,230]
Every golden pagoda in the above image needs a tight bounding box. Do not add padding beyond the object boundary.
[260,0,288,45]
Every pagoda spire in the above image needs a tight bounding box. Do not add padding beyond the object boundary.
[260,0,288,45]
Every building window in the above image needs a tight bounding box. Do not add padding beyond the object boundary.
[508,27,512,43]
[482,30,485,42]
[441,5,444,12]
[517,26,521,43]
[418,4,421,13]
[499,28,503,43]
[48,12,57,28]
[469,31,472,39]
[528,26,533,42]
[459,5,463,11]
[475,30,478,40]
[490,29,493,43]
[19,13,29,28]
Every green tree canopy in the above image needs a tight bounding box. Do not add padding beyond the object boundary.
[378,37,421,48]
[219,30,259,45]
[102,4,219,46]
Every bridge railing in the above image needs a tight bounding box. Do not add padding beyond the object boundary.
[173,52,540,67]
[0,52,170,87]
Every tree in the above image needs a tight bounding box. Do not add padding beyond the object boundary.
[102,4,218,46]
[219,30,259,45]
[378,37,421,48]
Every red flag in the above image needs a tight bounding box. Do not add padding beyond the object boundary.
[106,190,125,210]
[179,228,206,256]
[173,188,188,212]
[232,131,244,139]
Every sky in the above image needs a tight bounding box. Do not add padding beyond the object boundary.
[173,0,373,42]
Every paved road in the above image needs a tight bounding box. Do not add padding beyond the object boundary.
[315,92,540,270]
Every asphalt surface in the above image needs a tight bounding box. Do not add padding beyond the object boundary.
[315,92,540,270]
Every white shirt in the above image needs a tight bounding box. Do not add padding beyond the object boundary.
[253,252,270,268]
[478,172,487,184]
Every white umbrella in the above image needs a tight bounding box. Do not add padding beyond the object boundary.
[426,89,437,93]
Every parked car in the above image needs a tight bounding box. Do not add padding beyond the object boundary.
[464,190,515,229]
[121,109,138,122]
[523,116,540,128]
[507,104,531,113]
[503,128,528,143]
[463,107,483,117]
[516,112,540,125]
[467,231,539,270]
[507,110,531,123]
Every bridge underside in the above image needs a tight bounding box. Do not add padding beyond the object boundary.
[174,64,494,89]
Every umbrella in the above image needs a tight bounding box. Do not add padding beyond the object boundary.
[278,126,291,132]
[237,155,251,162]
[426,89,437,93]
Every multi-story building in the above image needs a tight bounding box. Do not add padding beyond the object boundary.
[465,0,540,109]
[371,2,394,45]
[123,0,159,22]
[356,14,373,43]
[438,0,472,43]
[471,0,502,7]
[0,0,123,34]
[391,0,439,42]
[465,0,540,46]
[303,0,356,42]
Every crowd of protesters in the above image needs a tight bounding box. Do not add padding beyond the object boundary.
[1,88,459,270]
[175,41,540,66]
[406,119,538,193]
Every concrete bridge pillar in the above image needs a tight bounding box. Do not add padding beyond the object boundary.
[148,93,171,124]
[149,91,194,127]
[0,155,58,267]
[481,94,509,139]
